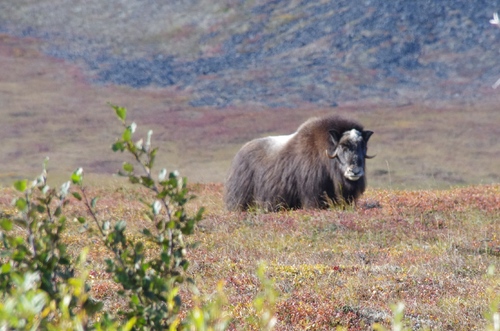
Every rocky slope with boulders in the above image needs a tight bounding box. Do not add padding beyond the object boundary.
[1,0,500,108]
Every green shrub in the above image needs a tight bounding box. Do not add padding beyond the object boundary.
[73,105,204,329]
[0,158,102,330]
[0,104,277,330]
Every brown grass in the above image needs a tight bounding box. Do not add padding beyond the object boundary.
[1,183,498,330]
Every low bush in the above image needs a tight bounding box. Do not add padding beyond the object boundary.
[0,105,276,330]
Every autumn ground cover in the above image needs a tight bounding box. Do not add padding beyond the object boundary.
[1,22,499,330]
[1,181,498,330]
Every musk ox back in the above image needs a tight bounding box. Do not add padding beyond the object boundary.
[224,115,374,211]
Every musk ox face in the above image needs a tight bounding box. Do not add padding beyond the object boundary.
[326,129,374,182]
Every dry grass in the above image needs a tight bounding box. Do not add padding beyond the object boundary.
[1,183,498,330]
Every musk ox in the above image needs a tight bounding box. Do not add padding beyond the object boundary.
[224,115,374,211]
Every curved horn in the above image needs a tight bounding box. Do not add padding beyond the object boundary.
[325,149,337,159]
[365,154,376,159]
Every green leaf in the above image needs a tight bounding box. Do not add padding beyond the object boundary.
[83,298,104,316]
[150,147,158,158]
[77,217,86,224]
[91,197,98,209]
[71,172,82,185]
[123,317,137,331]
[129,176,141,184]
[54,206,62,217]
[12,249,27,261]
[36,204,46,213]
[122,128,132,142]
[148,148,158,168]
[131,295,140,305]
[134,241,144,254]
[115,220,126,232]
[157,189,168,199]
[1,263,11,274]
[58,215,67,225]
[142,228,152,237]
[141,176,154,188]
[113,105,127,122]
[14,179,28,192]
[112,141,125,152]
[72,168,83,184]
[15,198,27,211]
[197,207,205,219]
[72,192,82,201]
[0,218,13,231]
[123,162,134,173]
[161,251,171,265]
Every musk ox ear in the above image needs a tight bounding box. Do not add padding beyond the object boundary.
[362,130,374,142]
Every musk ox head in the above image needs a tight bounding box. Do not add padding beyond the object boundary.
[326,129,374,182]
[224,115,374,211]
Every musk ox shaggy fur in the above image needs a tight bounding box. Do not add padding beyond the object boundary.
[224,115,374,211]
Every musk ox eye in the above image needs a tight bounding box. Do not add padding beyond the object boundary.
[340,142,353,149]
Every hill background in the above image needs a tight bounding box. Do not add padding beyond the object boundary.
[0,0,499,188]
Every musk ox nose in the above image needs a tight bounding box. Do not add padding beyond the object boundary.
[344,167,364,181]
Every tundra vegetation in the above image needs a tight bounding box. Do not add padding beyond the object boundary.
[0,106,499,330]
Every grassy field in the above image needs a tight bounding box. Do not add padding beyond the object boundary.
[1,182,498,330]
[1,29,500,330]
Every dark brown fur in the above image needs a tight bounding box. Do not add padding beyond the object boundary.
[224,115,372,211]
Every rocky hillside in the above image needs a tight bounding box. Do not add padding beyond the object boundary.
[1,0,500,108]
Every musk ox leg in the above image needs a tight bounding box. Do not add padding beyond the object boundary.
[301,196,327,210]
[224,161,256,211]
[224,181,254,211]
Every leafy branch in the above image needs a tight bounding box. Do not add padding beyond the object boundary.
[71,104,204,329]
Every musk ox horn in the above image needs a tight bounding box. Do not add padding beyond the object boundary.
[365,154,376,159]
[325,149,337,159]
